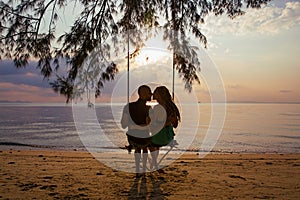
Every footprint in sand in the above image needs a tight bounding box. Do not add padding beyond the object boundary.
[19,183,40,191]
[43,176,53,180]
[40,185,57,191]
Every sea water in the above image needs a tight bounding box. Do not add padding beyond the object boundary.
[0,103,299,153]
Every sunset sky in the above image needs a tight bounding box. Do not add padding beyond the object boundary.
[0,0,299,103]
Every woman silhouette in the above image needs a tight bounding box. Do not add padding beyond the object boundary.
[149,86,180,170]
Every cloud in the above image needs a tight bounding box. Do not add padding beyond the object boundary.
[0,82,64,102]
[0,60,34,75]
[203,1,300,36]
[0,60,50,88]
[224,48,230,54]
[227,84,245,90]
[259,2,300,34]
[24,72,39,77]
[0,60,70,102]
[279,89,292,93]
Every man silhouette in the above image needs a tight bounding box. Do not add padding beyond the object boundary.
[121,85,152,175]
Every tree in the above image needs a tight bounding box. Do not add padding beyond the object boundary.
[0,0,271,102]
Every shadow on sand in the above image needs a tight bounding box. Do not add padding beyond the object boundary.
[128,174,165,200]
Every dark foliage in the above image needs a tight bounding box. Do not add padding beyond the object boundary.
[0,0,271,102]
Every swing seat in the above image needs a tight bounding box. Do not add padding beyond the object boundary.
[168,139,179,147]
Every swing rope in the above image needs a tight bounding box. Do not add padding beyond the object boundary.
[127,31,130,103]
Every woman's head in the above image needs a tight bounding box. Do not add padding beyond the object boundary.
[153,85,181,123]
[153,86,172,103]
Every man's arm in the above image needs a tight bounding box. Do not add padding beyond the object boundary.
[146,106,152,125]
[121,105,129,129]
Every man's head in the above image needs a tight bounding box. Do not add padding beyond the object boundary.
[138,85,152,101]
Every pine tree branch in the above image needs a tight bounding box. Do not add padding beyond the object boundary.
[35,0,57,40]
[0,3,39,21]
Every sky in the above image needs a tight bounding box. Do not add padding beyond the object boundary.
[0,0,300,103]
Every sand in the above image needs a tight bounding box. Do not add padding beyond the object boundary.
[0,149,300,199]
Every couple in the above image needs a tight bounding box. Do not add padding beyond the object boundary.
[121,85,180,174]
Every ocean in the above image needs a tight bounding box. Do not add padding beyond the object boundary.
[0,103,299,153]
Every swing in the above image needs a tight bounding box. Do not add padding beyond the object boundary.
[125,33,179,170]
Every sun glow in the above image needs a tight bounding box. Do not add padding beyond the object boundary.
[134,47,171,65]
[146,100,159,106]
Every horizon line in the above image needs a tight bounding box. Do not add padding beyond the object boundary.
[1,100,300,105]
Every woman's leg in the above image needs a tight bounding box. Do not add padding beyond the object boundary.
[149,147,159,170]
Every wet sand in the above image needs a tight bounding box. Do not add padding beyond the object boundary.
[1,149,299,199]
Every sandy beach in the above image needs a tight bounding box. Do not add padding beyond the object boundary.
[0,149,299,199]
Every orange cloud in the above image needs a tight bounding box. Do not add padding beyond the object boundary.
[0,82,65,103]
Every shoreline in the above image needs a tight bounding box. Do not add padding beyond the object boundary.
[1,143,298,155]
[1,149,299,199]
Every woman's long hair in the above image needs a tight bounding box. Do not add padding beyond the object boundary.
[154,86,181,122]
